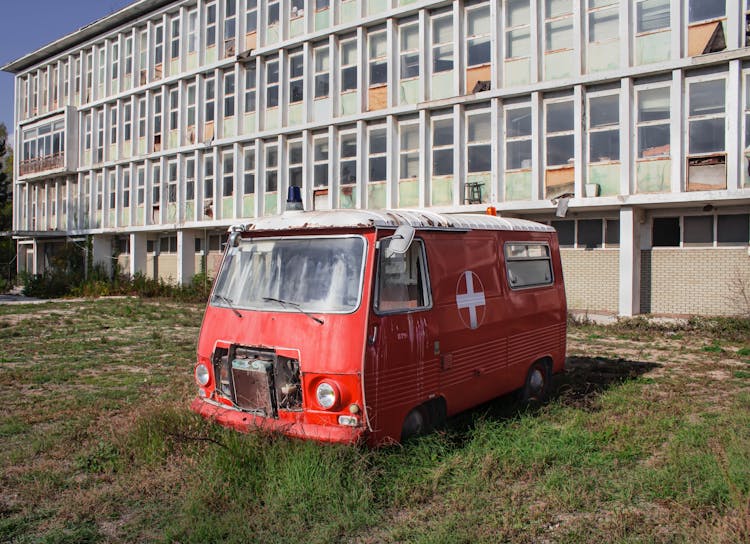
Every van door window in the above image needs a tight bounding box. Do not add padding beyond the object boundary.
[505,243,553,289]
[376,238,431,312]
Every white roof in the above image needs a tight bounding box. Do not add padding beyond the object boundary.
[238,209,555,233]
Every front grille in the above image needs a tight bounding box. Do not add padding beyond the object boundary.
[214,345,302,417]
[231,358,275,416]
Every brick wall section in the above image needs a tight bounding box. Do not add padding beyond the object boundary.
[641,248,750,316]
[560,249,620,314]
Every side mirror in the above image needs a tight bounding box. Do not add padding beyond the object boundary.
[384,225,415,259]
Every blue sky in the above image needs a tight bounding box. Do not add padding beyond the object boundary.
[0,0,134,145]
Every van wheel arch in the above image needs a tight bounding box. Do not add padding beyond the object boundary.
[400,396,447,442]
[521,357,552,403]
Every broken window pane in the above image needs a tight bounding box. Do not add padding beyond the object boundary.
[577,219,603,248]
[652,217,680,246]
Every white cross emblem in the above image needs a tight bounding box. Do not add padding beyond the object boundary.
[456,271,486,330]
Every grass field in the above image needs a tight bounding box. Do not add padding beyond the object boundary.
[0,298,748,543]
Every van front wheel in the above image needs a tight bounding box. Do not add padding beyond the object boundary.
[522,361,550,403]
[401,406,428,442]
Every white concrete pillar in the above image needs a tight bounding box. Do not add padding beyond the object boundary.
[618,206,641,317]
[130,232,148,277]
[92,235,113,276]
[177,229,196,285]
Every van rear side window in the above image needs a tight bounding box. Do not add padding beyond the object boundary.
[505,243,553,289]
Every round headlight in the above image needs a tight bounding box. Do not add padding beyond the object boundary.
[195,363,210,386]
[316,382,337,410]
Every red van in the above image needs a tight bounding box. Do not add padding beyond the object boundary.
[191,209,567,446]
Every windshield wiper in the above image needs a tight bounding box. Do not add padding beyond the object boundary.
[212,294,243,319]
[262,297,324,325]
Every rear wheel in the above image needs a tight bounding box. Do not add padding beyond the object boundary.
[522,361,550,403]
[401,406,428,442]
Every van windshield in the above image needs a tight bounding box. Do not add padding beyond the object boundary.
[211,236,366,313]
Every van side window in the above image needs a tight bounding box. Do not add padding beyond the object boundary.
[376,238,431,312]
[505,243,553,289]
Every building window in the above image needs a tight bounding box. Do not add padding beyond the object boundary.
[109,171,117,209]
[170,16,181,61]
[340,130,357,184]
[123,169,131,208]
[683,215,713,246]
[368,29,387,87]
[291,0,304,21]
[588,93,619,163]
[506,0,531,60]
[432,11,454,73]
[718,214,750,245]
[224,71,235,117]
[687,77,727,191]
[96,109,105,162]
[400,20,420,81]
[432,115,453,177]
[340,37,358,92]
[637,86,670,158]
[545,99,574,167]
[205,76,216,123]
[265,142,278,192]
[505,105,532,170]
[154,23,164,74]
[96,174,103,211]
[74,58,82,98]
[267,0,280,26]
[467,109,491,173]
[688,1,725,24]
[111,41,120,87]
[97,46,106,93]
[266,58,279,107]
[288,139,303,188]
[588,1,618,44]
[110,106,118,146]
[160,236,178,254]
[246,0,258,34]
[545,0,574,53]
[138,97,147,139]
[169,87,179,132]
[206,3,217,48]
[243,147,255,194]
[153,93,163,150]
[577,219,603,248]
[85,52,93,101]
[187,10,198,54]
[244,63,256,112]
[652,217,680,246]
[137,165,145,205]
[222,151,234,197]
[466,4,491,68]
[185,158,195,201]
[224,0,237,56]
[84,112,93,153]
[313,134,329,187]
[186,82,196,133]
[138,30,148,84]
[166,160,177,203]
[314,44,330,99]
[123,103,132,143]
[152,163,161,205]
[368,125,387,182]
[636,0,670,34]
[399,120,419,181]
[204,155,215,199]
[289,51,304,104]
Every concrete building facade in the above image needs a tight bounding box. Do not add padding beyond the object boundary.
[3,0,750,316]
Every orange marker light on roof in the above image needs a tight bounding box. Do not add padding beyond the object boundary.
[486,206,497,216]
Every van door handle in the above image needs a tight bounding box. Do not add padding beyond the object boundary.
[368,325,378,346]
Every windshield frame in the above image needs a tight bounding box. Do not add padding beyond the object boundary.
[210,233,369,315]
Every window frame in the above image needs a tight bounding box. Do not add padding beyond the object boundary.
[504,242,554,290]
[374,236,433,314]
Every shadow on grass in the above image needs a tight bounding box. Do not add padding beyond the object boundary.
[445,356,661,436]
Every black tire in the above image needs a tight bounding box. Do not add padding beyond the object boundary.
[401,405,429,442]
[521,361,550,403]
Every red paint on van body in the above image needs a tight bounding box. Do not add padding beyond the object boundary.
[190,211,566,446]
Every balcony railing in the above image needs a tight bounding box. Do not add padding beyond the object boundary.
[19,153,65,176]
